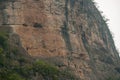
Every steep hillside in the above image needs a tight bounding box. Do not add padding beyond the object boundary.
[0,29,77,80]
[0,0,120,80]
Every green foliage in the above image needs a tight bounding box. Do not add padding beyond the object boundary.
[0,68,25,80]
[12,48,19,55]
[0,48,3,54]
[17,64,33,77]
[0,48,6,66]
[0,32,8,49]
[33,60,59,78]
[7,73,25,80]
[107,76,120,80]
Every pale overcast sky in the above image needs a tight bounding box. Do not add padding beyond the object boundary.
[95,0,120,53]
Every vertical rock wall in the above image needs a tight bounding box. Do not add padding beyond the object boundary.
[0,0,120,80]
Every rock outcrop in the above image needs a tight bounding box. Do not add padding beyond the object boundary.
[0,0,120,80]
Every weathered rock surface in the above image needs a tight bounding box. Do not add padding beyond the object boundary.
[0,0,120,80]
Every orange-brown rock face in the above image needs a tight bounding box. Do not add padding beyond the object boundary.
[0,0,120,80]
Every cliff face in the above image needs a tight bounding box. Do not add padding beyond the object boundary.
[0,0,120,80]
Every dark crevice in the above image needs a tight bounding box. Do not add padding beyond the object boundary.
[115,67,120,73]
[61,22,72,52]
[33,23,43,28]
[61,0,72,52]
[80,30,98,80]
[0,0,15,2]
[81,31,88,46]
[65,0,69,23]
[70,0,75,9]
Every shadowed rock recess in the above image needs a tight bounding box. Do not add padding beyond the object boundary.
[0,0,120,80]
